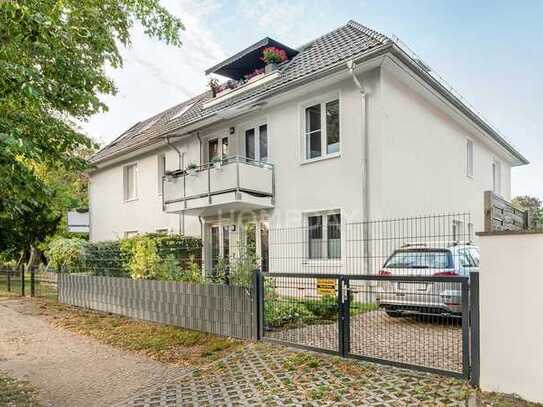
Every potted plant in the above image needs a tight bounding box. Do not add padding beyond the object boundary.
[186,162,198,176]
[208,78,220,97]
[261,47,288,73]
[211,156,223,170]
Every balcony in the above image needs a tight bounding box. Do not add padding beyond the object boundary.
[163,156,274,216]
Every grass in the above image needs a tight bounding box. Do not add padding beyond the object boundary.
[477,391,542,406]
[0,371,41,406]
[31,299,242,367]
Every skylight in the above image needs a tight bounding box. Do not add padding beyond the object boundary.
[170,102,195,121]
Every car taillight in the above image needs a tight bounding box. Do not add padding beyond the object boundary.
[379,270,392,276]
[432,271,458,277]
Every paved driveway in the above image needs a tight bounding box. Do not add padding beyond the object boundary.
[115,343,471,406]
[266,309,463,373]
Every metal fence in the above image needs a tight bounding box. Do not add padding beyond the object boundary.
[0,268,58,299]
[261,213,478,379]
[58,273,257,339]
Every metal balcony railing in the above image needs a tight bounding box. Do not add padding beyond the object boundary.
[162,156,275,210]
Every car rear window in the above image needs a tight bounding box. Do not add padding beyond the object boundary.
[384,249,453,269]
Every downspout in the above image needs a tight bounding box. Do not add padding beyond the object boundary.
[347,60,371,274]
[166,136,185,235]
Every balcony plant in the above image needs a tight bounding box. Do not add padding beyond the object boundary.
[186,162,198,176]
[211,156,223,170]
[261,47,288,73]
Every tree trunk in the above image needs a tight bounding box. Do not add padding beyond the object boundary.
[24,245,39,273]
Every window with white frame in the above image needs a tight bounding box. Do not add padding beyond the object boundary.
[304,98,340,160]
[123,163,137,201]
[306,211,341,259]
[466,140,474,178]
[492,160,502,195]
[156,228,168,235]
[157,154,166,194]
[244,124,268,162]
[124,230,138,238]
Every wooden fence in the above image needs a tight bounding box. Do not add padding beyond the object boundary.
[484,191,528,232]
[58,274,257,340]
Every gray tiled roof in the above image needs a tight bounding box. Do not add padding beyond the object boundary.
[90,20,389,164]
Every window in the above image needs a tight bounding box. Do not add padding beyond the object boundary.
[157,154,166,194]
[123,163,137,201]
[222,138,229,157]
[466,140,474,178]
[304,98,340,160]
[209,139,219,161]
[307,211,341,259]
[384,250,453,269]
[156,229,168,235]
[245,128,255,160]
[492,160,502,194]
[244,124,268,161]
[124,231,138,238]
[208,136,229,162]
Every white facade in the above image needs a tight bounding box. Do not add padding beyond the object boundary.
[478,232,543,403]
[89,57,523,273]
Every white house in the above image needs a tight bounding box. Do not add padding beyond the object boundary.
[88,20,527,274]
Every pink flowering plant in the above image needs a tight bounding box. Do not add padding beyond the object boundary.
[244,68,265,81]
[261,47,288,64]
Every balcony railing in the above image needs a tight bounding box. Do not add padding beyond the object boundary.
[162,156,274,213]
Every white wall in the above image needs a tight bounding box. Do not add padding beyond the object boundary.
[89,137,201,241]
[374,63,512,235]
[478,232,543,403]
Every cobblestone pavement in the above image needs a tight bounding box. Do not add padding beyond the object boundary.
[266,310,462,373]
[116,342,472,406]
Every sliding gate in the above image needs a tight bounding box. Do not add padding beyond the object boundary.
[259,272,475,380]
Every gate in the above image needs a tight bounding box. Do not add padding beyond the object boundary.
[259,272,474,379]
[259,213,480,381]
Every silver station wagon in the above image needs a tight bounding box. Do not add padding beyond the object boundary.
[376,243,479,317]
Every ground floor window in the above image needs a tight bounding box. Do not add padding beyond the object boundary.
[307,211,341,259]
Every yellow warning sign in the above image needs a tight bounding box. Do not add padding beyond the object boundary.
[317,279,336,296]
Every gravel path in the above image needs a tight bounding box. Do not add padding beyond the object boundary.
[0,298,188,407]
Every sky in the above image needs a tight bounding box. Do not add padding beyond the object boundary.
[81,0,543,199]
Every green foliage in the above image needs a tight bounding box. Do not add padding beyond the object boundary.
[47,234,203,281]
[264,293,378,329]
[512,195,542,210]
[512,195,543,230]
[265,300,314,328]
[0,0,184,258]
[303,295,339,320]
[45,236,87,272]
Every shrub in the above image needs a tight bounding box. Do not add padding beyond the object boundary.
[45,237,87,272]
[303,295,338,320]
[265,300,314,328]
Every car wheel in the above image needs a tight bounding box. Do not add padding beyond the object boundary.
[385,309,402,318]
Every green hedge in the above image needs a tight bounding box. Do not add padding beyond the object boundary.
[46,234,202,281]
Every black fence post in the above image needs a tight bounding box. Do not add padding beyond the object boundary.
[7,269,11,292]
[21,268,25,297]
[253,269,264,341]
[338,276,350,358]
[461,277,470,380]
[470,272,480,387]
[30,268,35,297]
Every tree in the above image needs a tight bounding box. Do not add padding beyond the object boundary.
[512,195,543,230]
[511,195,542,210]
[0,0,184,260]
